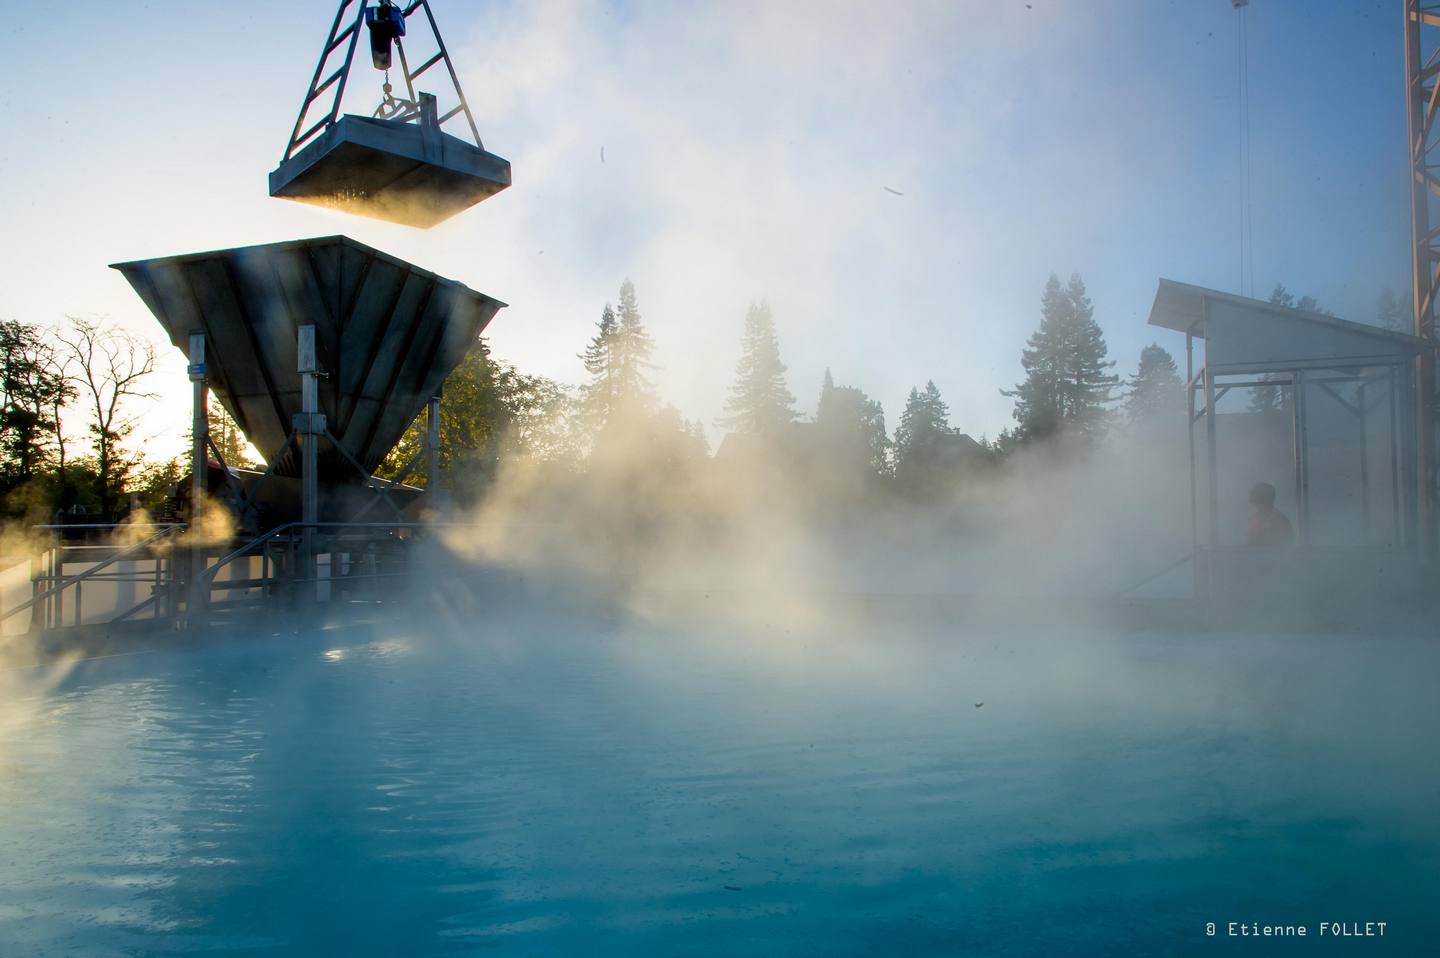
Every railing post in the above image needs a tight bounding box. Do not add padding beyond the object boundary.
[296,325,324,601]
[46,545,55,630]
[153,550,162,621]
[28,548,43,633]
[188,332,209,628]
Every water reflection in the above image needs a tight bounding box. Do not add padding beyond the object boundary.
[0,617,1436,955]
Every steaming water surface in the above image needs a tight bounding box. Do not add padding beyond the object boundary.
[0,612,1436,956]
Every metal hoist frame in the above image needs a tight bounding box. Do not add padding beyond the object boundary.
[280,0,484,164]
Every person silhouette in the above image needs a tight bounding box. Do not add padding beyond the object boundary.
[1246,482,1295,547]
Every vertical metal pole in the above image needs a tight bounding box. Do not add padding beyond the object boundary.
[188,333,209,627]
[426,390,447,517]
[298,325,320,600]
[1291,372,1303,544]
[1405,0,1437,555]
[1205,367,1219,548]
[1186,330,1201,600]
[1391,368,1403,546]
[1186,332,1197,544]
[29,544,43,628]
[51,545,61,629]
[417,0,484,146]
[1293,371,1309,544]
[1200,298,1218,573]
[51,545,60,629]
[28,554,41,633]
[1359,381,1370,541]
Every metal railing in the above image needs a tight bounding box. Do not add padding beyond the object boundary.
[190,520,439,624]
[2,524,186,631]
[1,519,446,634]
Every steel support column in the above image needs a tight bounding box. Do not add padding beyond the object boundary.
[1404,0,1440,554]
[1293,370,1310,543]
[1361,381,1372,539]
[1204,364,1219,604]
[426,390,447,516]
[1187,330,1204,601]
[297,325,323,597]
[188,333,209,626]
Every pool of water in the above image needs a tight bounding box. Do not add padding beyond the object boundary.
[0,607,1435,955]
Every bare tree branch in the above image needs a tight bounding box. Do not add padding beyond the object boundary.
[57,317,158,514]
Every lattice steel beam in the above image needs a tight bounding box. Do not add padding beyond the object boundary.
[281,0,482,163]
[1405,0,1440,551]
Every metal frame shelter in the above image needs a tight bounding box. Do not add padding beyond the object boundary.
[1149,279,1428,602]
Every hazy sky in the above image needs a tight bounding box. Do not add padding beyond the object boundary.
[0,0,1410,460]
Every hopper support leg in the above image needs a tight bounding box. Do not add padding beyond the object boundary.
[298,325,323,599]
[188,333,210,628]
[426,391,447,516]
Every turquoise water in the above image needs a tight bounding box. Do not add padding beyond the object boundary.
[0,612,1436,956]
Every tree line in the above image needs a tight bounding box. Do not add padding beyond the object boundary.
[383,271,1192,507]
[0,314,262,524]
[2,271,1406,522]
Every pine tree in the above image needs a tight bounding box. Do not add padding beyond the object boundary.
[1124,343,1183,425]
[380,337,577,498]
[1265,283,1330,317]
[579,304,619,427]
[684,418,710,458]
[207,396,254,469]
[815,368,888,477]
[991,426,1021,459]
[1377,286,1410,332]
[717,300,796,434]
[0,320,70,489]
[578,279,659,434]
[1003,273,1117,443]
[1249,285,1329,414]
[612,278,656,413]
[892,380,952,491]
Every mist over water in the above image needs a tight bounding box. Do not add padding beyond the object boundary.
[0,602,1435,956]
[435,408,1198,618]
[0,2,1433,953]
[1,205,1429,958]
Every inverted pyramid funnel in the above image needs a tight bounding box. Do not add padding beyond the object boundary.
[112,235,505,478]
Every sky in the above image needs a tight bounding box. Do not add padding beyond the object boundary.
[0,0,1413,461]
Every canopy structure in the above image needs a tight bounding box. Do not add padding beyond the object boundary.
[1149,279,1429,614]
[1150,279,1424,371]
[269,0,510,227]
[112,235,505,479]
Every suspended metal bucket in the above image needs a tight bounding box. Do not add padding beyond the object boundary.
[270,0,511,228]
[269,97,511,228]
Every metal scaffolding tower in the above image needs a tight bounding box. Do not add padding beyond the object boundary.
[1404,0,1440,553]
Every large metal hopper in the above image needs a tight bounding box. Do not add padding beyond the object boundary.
[112,235,504,478]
